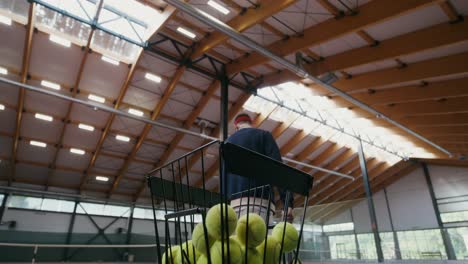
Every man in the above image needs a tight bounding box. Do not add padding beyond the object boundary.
[224,113,293,221]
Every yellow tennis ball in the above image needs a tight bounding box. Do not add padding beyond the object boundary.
[205,203,238,240]
[192,223,214,255]
[257,236,281,264]
[162,245,181,264]
[236,213,267,248]
[177,240,200,264]
[210,237,244,264]
[196,254,208,264]
[246,248,263,264]
[272,222,299,253]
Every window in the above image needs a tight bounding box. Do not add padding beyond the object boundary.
[448,227,468,260]
[397,229,447,260]
[8,195,42,210]
[323,222,354,233]
[380,232,397,260]
[357,233,377,259]
[41,198,75,213]
[329,235,357,260]
[441,211,468,223]
[76,202,130,217]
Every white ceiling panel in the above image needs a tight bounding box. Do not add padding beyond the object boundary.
[289,135,318,156]
[127,161,153,175]
[309,32,368,58]
[242,24,282,46]
[79,52,129,99]
[17,140,55,164]
[136,142,165,161]
[366,5,448,41]
[15,163,48,182]
[94,155,125,171]
[161,99,194,121]
[29,32,83,86]
[69,103,111,128]
[0,108,16,134]
[62,124,101,149]
[50,170,82,187]
[171,84,203,106]
[276,127,300,147]
[20,113,63,141]
[140,52,178,73]
[101,136,135,155]
[23,88,70,117]
[345,59,397,76]
[198,98,219,123]
[111,115,146,136]
[0,75,20,105]
[0,136,12,158]
[399,41,468,64]
[55,148,90,170]
[0,22,25,69]
[123,86,161,112]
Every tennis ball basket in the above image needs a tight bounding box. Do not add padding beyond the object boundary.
[147,140,313,264]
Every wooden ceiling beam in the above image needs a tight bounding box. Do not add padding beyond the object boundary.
[11,3,36,185]
[227,0,439,74]
[191,0,297,59]
[438,0,461,22]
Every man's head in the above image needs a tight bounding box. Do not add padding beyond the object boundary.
[234,113,252,130]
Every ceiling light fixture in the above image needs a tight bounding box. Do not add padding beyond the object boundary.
[41,80,61,90]
[0,15,12,26]
[0,67,7,75]
[88,94,106,103]
[70,148,85,155]
[0,104,4,111]
[96,176,109,182]
[35,113,53,122]
[101,55,120,66]
[145,72,162,83]
[49,34,71,47]
[116,135,130,142]
[78,123,95,132]
[177,27,196,39]
[30,140,47,148]
[128,108,144,117]
[207,0,230,15]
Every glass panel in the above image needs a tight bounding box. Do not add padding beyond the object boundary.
[0,0,29,24]
[323,222,354,233]
[329,234,357,260]
[133,207,146,219]
[448,227,468,260]
[0,194,4,205]
[357,233,377,259]
[8,195,42,210]
[380,232,397,260]
[59,200,76,213]
[442,211,468,223]
[91,29,140,63]
[103,204,130,217]
[39,0,98,22]
[77,202,105,215]
[41,198,60,211]
[397,229,447,260]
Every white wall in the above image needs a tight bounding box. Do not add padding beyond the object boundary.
[326,164,468,232]
[1,209,71,233]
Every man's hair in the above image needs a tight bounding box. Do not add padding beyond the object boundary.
[234,113,252,126]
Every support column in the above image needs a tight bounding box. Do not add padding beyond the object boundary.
[220,74,229,141]
[63,201,78,261]
[123,206,135,261]
[0,193,9,223]
[422,163,456,260]
[357,140,384,262]
[383,187,401,260]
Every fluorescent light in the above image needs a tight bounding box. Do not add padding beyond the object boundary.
[116,135,130,142]
[30,140,46,148]
[208,0,230,15]
[177,27,196,39]
[49,34,71,47]
[70,148,85,155]
[88,94,106,103]
[145,72,162,83]
[0,67,7,75]
[78,123,95,132]
[41,80,61,90]
[128,108,144,117]
[96,176,109,182]
[101,55,120,65]
[0,15,12,26]
[35,113,53,122]
[0,104,4,111]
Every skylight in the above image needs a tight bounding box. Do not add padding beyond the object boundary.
[49,34,71,47]
[101,55,119,66]
[0,104,5,111]
[243,81,436,164]
[0,67,7,75]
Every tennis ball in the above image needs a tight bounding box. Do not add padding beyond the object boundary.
[236,213,267,248]
[272,222,299,253]
[257,236,281,264]
[196,254,208,264]
[177,240,200,264]
[246,248,263,264]
[210,237,244,264]
[192,223,214,255]
[162,245,181,264]
[205,203,238,240]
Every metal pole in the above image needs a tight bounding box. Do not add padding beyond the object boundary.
[124,206,135,261]
[357,140,384,262]
[349,209,361,260]
[220,74,229,141]
[0,193,9,223]
[383,187,401,260]
[422,163,456,260]
[163,0,452,158]
[63,201,78,261]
